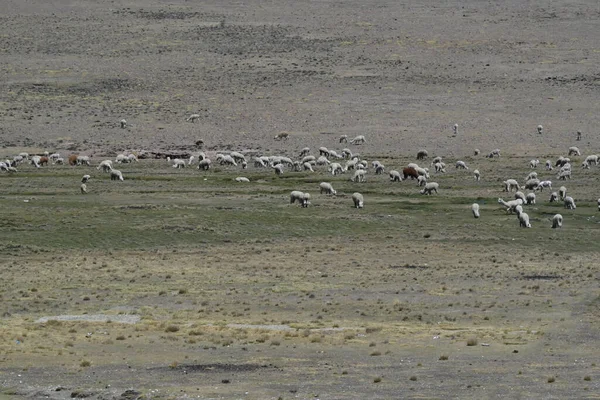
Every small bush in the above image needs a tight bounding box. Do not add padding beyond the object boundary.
[165,325,180,333]
[439,355,449,361]
[547,376,555,383]
[466,337,478,346]
[409,376,417,381]
[80,360,91,368]
[373,377,382,383]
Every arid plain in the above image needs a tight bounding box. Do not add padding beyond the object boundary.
[1,1,600,399]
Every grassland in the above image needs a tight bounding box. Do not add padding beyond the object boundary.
[0,153,599,399]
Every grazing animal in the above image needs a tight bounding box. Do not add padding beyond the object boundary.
[545,160,553,170]
[474,169,480,181]
[274,132,289,140]
[564,196,576,209]
[81,175,91,183]
[472,203,480,218]
[498,198,523,214]
[186,114,200,123]
[552,214,563,229]
[290,191,310,207]
[525,192,536,205]
[474,149,480,156]
[110,169,124,181]
[537,124,543,134]
[487,149,501,158]
[455,160,468,169]
[329,163,344,176]
[299,147,310,157]
[453,123,458,135]
[351,169,366,183]
[420,182,439,195]
[417,175,427,187]
[389,170,402,182]
[403,167,419,180]
[568,146,581,156]
[577,131,582,141]
[97,160,113,172]
[536,180,552,191]
[530,159,540,169]
[172,159,186,169]
[559,186,567,200]
[80,183,88,194]
[273,164,285,176]
[319,182,337,195]
[319,147,330,157]
[549,192,559,203]
[198,159,212,170]
[352,192,364,208]
[339,135,348,143]
[416,149,428,160]
[519,212,531,228]
[120,119,127,128]
[303,162,314,172]
[350,135,366,145]
[235,177,250,182]
[68,155,79,166]
[524,179,540,190]
[503,179,520,192]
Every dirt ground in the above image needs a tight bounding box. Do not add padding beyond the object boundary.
[1,0,600,399]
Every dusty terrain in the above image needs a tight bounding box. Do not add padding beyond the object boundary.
[1,0,600,399]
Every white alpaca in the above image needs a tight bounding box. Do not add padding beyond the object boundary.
[519,212,531,228]
[498,198,523,214]
[110,169,124,181]
[81,175,91,183]
[563,196,576,209]
[299,147,310,157]
[351,169,366,183]
[473,169,480,181]
[545,160,553,171]
[503,179,520,192]
[552,214,563,229]
[529,159,540,169]
[329,163,344,176]
[471,203,480,218]
[389,170,402,182]
[559,186,567,200]
[350,135,366,145]
[549,192,558,203]
[80,183,88,194]
[187,113,201,122]
[525,192,536,205]
[420,182,439,195]
[352,192,364,208]
[290,191,310,207]
[319,182,337,195]
[455,160,469,170]
[235,177,250,182]
[198,159,212,170]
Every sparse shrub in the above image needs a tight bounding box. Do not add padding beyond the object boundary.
[409,376,417,381]
[439,355,449,361]
[547,376,555,383]
[584,376,591,381]
[373,377,382,383]
[370,351,381,356]
[165,325,179,333]
[466,337,478,346]
[116,335,125,340]
[80,360,91,368]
